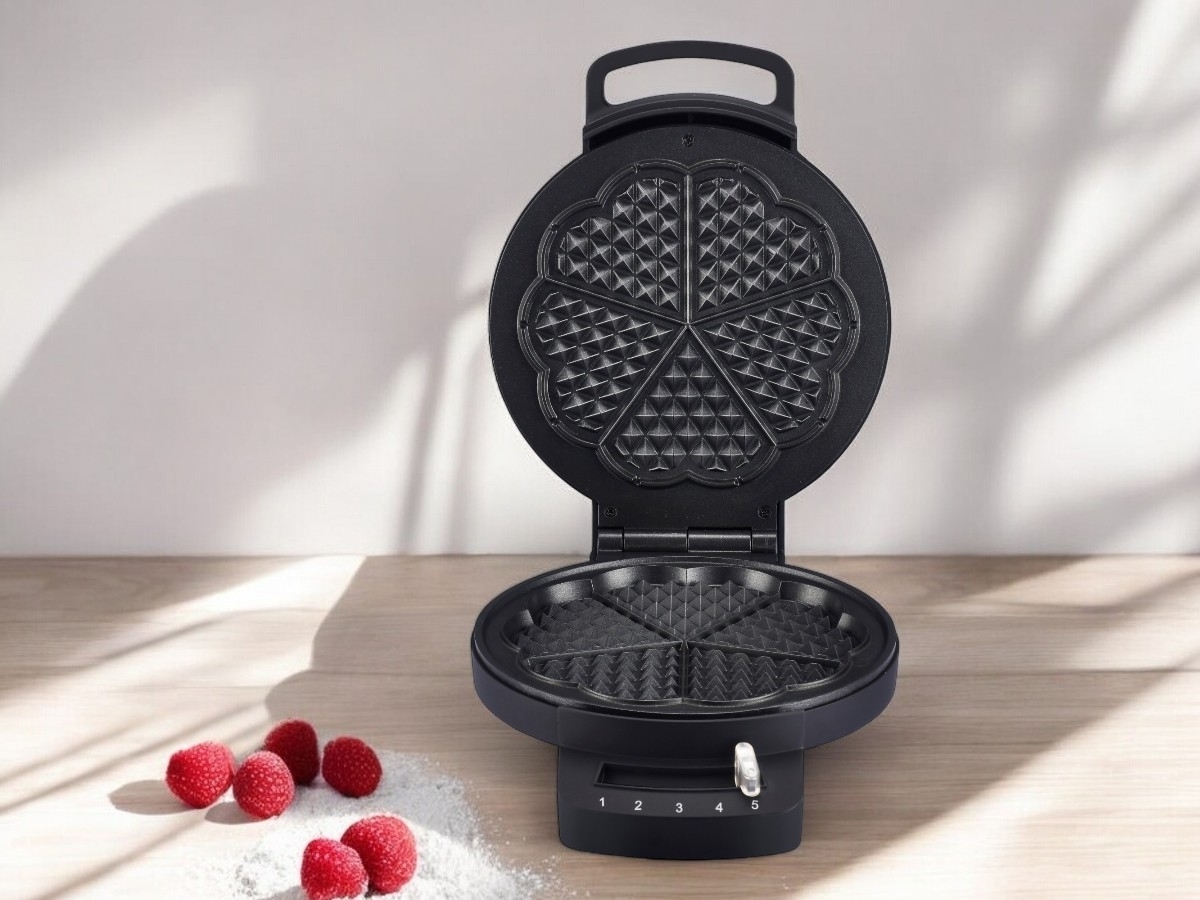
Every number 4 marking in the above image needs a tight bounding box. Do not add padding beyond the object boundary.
[715,802,723,812]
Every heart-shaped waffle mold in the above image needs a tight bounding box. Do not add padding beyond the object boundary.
[527,646,682,703]
[527,291,677,436]
[515,594,670,658]
[599,578,772,639]
[692,172,829,313]
[520,161,859,487]
[703,600,856,662]
[685,647,838,703]
[555,175,683,313]
[514,575,863,705]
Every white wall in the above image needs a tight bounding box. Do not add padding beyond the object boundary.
[1,0,1197,556]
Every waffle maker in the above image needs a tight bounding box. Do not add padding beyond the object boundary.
[471,41,897,859]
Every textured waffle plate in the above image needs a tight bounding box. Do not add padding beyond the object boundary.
[472,556,898,753]
[519,161,858,489]
[489,124,889,527]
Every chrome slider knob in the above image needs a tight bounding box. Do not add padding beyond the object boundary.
[734,742,761,797]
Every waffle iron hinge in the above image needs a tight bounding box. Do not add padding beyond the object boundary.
[592,510,784,563]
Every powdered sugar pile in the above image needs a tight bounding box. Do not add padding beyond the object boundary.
[192,751,549,899]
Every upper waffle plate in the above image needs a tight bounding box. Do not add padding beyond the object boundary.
[491,123,889,514]
[520,161,857,487]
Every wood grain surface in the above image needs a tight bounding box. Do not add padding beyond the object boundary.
[1,555,1196,898]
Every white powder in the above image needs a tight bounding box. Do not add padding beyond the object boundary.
[192,752,551,899]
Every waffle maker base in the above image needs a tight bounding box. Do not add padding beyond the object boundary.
[472,556,897,858]
[472,42,898,859]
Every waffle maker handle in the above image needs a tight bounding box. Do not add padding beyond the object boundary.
[583,41,798,152]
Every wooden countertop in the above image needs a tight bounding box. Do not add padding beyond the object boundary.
[1,555,1197,898]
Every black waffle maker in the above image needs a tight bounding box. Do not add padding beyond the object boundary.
[472,41,897,859]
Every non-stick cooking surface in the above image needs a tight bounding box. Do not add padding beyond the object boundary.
[519,579,855,703]
[490,124,889,521]
[522,162,855,487]
[474,557,896,721]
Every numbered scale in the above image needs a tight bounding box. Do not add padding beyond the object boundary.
[557,744,802,859]
[471,42,899,859]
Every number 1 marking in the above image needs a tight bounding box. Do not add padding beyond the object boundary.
[599,796,604,807]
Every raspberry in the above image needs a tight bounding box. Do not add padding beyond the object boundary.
[263,719,320,785]
[232,750,295,818]
[300,838,367,900]
[165,741,236,808]
[341,815,417,893]
[321,737,381,798]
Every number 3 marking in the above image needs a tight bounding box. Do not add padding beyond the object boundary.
[675,802,683,813]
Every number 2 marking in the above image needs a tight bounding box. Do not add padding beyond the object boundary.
[634,799,643,811]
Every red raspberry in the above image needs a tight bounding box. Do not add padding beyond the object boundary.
[341,815,417,893]
[232,750,295,818]
[321,737,381,798]
[165,741,236,808]
[300,838,367,900]
[263,719,320,785]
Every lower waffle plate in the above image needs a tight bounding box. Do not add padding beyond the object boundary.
[472,556,898,756]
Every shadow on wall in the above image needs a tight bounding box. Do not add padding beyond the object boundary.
[1,0,1197,555]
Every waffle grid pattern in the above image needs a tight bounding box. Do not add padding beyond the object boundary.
[517,579,860,704]
[694,176,822,311]
[702,289,844,433]
[609,340,766,479]
[530,290,677,433]
[522,163,857,486]
[556,176,682,312]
